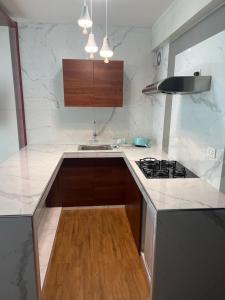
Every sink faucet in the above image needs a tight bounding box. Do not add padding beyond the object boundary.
[91,120,98,144]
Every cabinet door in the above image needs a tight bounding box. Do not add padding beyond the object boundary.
[144,200,157,280]
[63,59,94,106]
[93,60,123,107]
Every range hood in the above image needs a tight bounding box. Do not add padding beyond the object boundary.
[142,73,212,95]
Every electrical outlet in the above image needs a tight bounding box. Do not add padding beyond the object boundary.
[206,147,217,160]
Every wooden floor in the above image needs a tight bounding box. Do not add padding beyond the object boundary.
[42,208,150,300]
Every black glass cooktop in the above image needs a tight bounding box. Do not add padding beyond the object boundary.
[136,158,198,179]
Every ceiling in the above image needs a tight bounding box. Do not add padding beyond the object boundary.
[0,0,174,27]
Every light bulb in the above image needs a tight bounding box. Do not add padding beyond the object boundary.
[100,37,113,59]
[78,3,93,30]
[82,27,88,35]
[85,33,98,54]
[101,0,113,62]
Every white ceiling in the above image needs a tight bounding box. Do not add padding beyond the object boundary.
[0,0,174,27]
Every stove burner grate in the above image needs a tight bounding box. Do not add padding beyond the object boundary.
[136,157,198,179]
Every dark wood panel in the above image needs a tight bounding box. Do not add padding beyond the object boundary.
[46,171,62,207]
[60,158,127,207]
[42,208,150,299]
[63,59,94,106]
[94,60,124,85]
[62,190,93,207]
[125,169,143,252]
[46,157,142,252]
[94,185,125,204]
[62,59,124,107]
[93,60,124,107]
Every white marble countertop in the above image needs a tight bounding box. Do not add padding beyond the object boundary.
[1,144,225,216]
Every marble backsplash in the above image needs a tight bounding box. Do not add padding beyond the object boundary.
[149,44,169,148]
[18,23,154,145]
[169,29,225,190]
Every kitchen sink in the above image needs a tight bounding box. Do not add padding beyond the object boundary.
[78,144,113,151]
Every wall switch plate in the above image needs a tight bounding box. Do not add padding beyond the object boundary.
[206,147,217,160]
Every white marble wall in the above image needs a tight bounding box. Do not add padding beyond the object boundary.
[147,44,170,149]
[169,30,225,190]
[151,0,217,49]
[18,23,154,145]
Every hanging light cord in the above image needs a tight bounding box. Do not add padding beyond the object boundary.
[90,0,93,33]
[97,108,116,136]
[106,0,108,38]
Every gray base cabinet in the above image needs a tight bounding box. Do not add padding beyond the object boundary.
[143,205,225,300]
[0,217,39,300]
[143,199,156,284]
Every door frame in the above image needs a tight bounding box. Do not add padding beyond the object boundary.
[0,8,27,147]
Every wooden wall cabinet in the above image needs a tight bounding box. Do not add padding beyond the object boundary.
[63,59,124,107]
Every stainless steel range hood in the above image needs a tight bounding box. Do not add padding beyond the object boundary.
[142,73,212,95]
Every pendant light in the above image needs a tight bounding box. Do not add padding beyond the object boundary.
[100,0,113,63]
[85,0,98,58]
[78,0,93,35]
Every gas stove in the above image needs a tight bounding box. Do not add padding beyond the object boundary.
[136,158,198,179]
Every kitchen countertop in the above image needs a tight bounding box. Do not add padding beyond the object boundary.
[1,144,225,216]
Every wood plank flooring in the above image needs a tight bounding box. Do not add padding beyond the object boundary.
[42,208,150,300]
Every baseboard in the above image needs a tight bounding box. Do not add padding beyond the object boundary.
[63,205,125,210]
